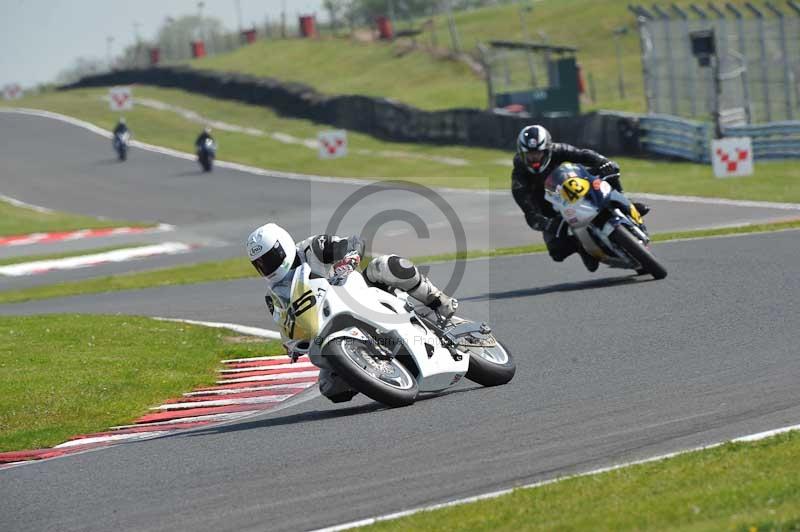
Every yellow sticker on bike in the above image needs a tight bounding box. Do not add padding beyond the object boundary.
[560,177,590,203]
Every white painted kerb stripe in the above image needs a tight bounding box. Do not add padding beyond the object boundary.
[311,423,800,532]
[220,361,315,373]
[222,355,303,364]
[111,411,258,430]
[0,242,190,276]
[218,370,319,384]
[183,382,315,396]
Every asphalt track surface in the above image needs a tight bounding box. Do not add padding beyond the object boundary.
[1,111,796,292]
[3,230,800,532]
[2,112,800,531]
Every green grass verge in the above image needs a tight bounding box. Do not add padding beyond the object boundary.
[0,314,282,452]
[362,430,800,531]
[192,0,758,114]
[4,87,799,202]
[2,220,798,306]
[0,245,145,267]
[0,198,149,238]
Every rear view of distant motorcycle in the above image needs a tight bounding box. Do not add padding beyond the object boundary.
[113,130,130,161]
[195,127,216,172]
[112,118,130,161]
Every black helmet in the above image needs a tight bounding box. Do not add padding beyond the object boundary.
[517,125,552,175]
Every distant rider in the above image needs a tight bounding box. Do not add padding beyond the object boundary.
[511,125,649,272]
[113,117,129,137]
[195,127,214,150]
[246,223,458,403]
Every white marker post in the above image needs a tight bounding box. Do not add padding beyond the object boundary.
[711,137,754,178]
[109,86,134,111]
[2,84,23,100]
[318,130,348,159]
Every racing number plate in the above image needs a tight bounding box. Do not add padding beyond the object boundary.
[560,177,590,203]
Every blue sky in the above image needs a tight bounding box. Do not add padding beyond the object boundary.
[0,0,325,88]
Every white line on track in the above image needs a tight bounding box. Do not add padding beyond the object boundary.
[153,317,282,339]
[0,193,55,213]
[111,411,259,430]
[0,242,191,276]
[152,395,295,410]
[312,423,800,532]
[53,431,169,448]
[629,192,800,211]
[4,108,799,210]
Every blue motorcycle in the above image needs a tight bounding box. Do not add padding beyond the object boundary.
[543,163,667,279]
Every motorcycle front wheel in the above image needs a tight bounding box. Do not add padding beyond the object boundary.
[463,338,516,387]
[324,337,418,407]
[610,226,667,280]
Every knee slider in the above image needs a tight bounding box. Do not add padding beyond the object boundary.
[366,254,420,291]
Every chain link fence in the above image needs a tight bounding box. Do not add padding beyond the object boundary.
[631,2,800,124]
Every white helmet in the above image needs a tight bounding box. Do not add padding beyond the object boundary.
[246,223,296,286]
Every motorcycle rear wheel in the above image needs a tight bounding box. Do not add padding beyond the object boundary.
[324,337,418,407]
[610,226,667,280]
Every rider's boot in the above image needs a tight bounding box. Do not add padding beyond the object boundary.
[408,277,459,319]
[633,202,650,217]
[577,247,599,272]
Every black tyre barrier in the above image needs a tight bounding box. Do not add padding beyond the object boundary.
[62,67,644,156]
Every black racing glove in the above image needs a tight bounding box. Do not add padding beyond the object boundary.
[596,160,620,178]
[525,212,551,232]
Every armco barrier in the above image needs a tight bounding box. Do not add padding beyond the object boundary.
[639,115,711,163]
[640,114,800,162]
[61,67,642,156]
[723,122,800,160]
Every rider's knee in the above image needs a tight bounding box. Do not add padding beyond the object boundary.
[366,254,420,291]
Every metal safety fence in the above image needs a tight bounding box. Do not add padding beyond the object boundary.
[630,2,800,125]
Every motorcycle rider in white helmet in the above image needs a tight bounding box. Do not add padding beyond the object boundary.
[246,223,458,403]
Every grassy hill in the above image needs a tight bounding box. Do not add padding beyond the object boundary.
[191,0,756,114]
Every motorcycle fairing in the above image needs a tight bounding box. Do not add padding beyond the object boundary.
[290,264,468,392]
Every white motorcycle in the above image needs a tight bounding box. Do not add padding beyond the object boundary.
[544,163,667,280]
[273,263,516,407]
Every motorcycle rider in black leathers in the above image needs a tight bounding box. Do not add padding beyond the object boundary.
[511,125,649,272]
[113,117,129,137]
[195,127,214,150]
